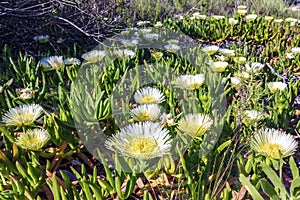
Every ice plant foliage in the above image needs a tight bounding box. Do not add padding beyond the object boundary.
[177,113,213,139]
[16,128,51,151]
[2,104,43,126]
[105,122,171,160]
[130,104,161,122]
[251,128,297,159]
[134,87,165,104]
[173,74,205,90]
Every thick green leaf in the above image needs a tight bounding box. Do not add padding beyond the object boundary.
[239,174,264,200]
[260,179,280,200]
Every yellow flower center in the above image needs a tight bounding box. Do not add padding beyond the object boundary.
[140,95,155,103]
[138,112,152,121]
[27,138,42,143]
[16,113,34,126]
[189,82,201,90]
[128,138,157,155]
[261,143,285,159]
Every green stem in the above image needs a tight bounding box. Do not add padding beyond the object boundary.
[0,126,14,143]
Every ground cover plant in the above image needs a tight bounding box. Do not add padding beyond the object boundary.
[1,2,300,200]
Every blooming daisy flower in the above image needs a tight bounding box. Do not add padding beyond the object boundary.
[237,9,247,15]
[285,18,298,22]
[234,71,250,80]
[264,16,274,21]
[64,58,81,66]
[211,61,229,72]
[273,19,283,23]
[81,50,106,63]
[202,45,219,55]
[219,49,235,57]
[40,56,64,70]
[105,122,171,160]
[192,12,206,19]
[143,33,160,41]
[286,52,295,59]
[16,128,51,151]
[267,82,287,93]
[291,47,300,54]
[134,87,165,104]
[115,49,136,59]
[233,57,247,64]
[2,104,43,127]
[212,15,225,20]
[164,44,181,53]
[154,21,163,28]
[245,14,258,21]
[173,74,205,90]
[230,77,241,87]
[228,18,239,25]
[242,110,264,126]
[130,104,161,122]
[167,39,180,45]
[251,128,298,159]
[177,113,213,139]
[120,39,139,47]
[245,62,264,73]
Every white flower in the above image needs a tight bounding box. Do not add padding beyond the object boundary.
[273,19,283,23]
[33,35,49,43]
[212,15,225,20]
[291,47,300,54]
[130,104,161,122]
[237,9,247,15]
[64,58,81,65]
[286,52,295,59]
[251,128,298,159]
[211,61,229,72]
[139,28,152,34]
[137,21,151,26]
[2,104,43,126]
[177,113,213,139]
[134,87,165,104]
[16,128,51,151]
[245,14,258,21]
[267,82,287,93]
[219,48,235,57]
[40,56,64,70]
[164,44,181,52]
[228,18,239,25]
[120,39,139,47]
[81,50,106,63]
[234,71,250,80]
[246,62,264,72]
[202,45,219,55]
[192,12,206,19]
[154,21,163,28]
[233,57,247,64]
[167,39,180,44]
[143,33,160,41]
[173,74,205,90]
[242,110,264,126]
[230,77,241,86]
[115,49,136,59]
[285,18,298,22]
[17,88,35,100]
[264,16,274,21]
[105,122,172,160]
